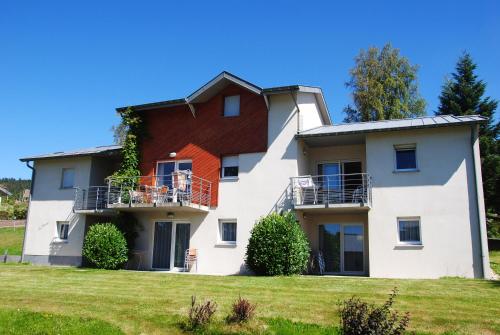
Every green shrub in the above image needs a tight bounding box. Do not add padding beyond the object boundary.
[339,288,410,335]
[12,204,28,220]
[82,223,128,269]
[246,212,310,276]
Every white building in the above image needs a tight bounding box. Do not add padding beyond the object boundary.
[20,72,493,279]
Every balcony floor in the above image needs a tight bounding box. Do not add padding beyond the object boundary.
[294,202,370,213]
[108,201,210,213]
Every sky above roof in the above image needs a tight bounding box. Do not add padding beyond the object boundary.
[1,0,499,178]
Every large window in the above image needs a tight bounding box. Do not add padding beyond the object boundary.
[394,145,417,171]
[221,156,239,179]
[224,95,240,117]
[397,218,421,245]
[61,168,75,189]
[57,221,69,240]
[219,219,237,244]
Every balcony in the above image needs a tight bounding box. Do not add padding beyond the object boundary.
[290,173,372,211]
[74,172,212,214]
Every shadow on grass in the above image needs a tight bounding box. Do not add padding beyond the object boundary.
[0,309,123,335]
[177,317,340,335]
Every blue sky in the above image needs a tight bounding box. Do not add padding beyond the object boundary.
[1,0,499,178]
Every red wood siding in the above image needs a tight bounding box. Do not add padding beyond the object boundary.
[140,84,268,206]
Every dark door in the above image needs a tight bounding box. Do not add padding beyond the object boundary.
[152,222,172,269]
[343,162,362,202]
[174,224,190,268]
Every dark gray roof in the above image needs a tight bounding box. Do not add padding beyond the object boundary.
[20,145,122,162]
[0,186,12,196]
[297,115,488,138]
[114,71,332,125]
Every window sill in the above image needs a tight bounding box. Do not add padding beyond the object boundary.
[59,187,75,190]
[394,244,423,250]
[215,242,237,248]
[220,177,239,182]
[393,169,419,174]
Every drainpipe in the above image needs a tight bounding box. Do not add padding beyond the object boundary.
[20,161,35,263]
[470,125,492,279]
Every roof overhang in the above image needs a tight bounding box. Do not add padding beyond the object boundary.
[262,86,332,125]
[20,145,122,162]
[187,71,262,104]
[296,115,488,146]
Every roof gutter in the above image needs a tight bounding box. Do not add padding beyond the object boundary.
[470,124,493,279]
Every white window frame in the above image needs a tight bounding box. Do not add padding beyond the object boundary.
[217,219,237,245]
[56,221,69,242]
[221,155,239,180]
[60,168,75,189]
[223,95,240,117]
[397,217,422,245]
[394,144,418,172]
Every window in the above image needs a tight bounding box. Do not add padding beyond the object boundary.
[224,95,240,117]
[221,156,239,178]
[219,220,237,243]
[394,145,417,171]
[57,221,69,240]
[61,168,75,188]
[397,218,421,245]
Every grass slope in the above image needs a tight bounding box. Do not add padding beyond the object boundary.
[0,264,498,334]
[0,309,123,335]
[0,227,24,255]
[490,250,500,275]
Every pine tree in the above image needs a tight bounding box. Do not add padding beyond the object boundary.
[436,52,499,213]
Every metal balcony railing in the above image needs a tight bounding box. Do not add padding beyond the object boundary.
[73,171,212,211]
[74,186,108,211]
[290,173,372,207]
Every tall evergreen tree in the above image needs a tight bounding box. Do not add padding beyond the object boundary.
[436,52,499,213]
[343,43,426,122]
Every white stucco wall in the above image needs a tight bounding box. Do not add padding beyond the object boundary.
[297,92,324,132]
[23,157,92,262]
[366,126,483,278]
[133,93,303,274]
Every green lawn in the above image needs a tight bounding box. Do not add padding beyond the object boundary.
[490,250,500,275]
[0,264,498,335]
[0,227,25,255]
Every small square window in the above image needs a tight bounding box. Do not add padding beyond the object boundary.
[221,156,239,178]
[61,168,75,188]
[57,221,69,240]
[395,145,417,171]
[224,95,240,117]
[219,220,237,243]
[397,218,421,244]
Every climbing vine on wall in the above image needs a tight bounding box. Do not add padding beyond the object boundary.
[112,107,146,180]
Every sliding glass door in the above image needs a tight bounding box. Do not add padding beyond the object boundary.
[152,221,190,270]
[156,160,192,188]
[319,223,365,274]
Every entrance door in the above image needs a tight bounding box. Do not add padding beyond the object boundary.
[152,222,172,269]
[319,223,365,274]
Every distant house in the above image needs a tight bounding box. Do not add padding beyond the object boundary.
[19,71,493,279]
[0,186,12,205]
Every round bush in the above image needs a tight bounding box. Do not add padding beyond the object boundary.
[82,223,128,269]
[246,212,310,276]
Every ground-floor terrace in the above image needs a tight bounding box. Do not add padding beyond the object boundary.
[81,209,370,276]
